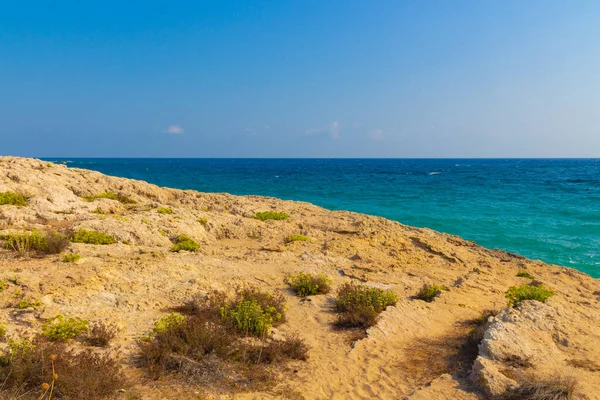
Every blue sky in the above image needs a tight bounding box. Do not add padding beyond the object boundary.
[1,0,599,157]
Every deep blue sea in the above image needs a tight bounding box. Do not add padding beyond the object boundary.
[47,158,600,278]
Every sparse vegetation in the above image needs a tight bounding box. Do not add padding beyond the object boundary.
[254,211,289,221]
[42,315,89,342]
[499,375,577,400]
[1,230,69,257]
[285,234,310,243]
[170,234,200,252]
[139,288,304,391]
[415,284,449,302]
[505,284,556,307]
[84,191,136,204]
[0,323,6,339]
[157,206,174,214]
[516,270,536,279]
[71,229,116,245]
[0,336,126,399]
[285,272,332,297]
[85,321,118,347]
[335,283,398,328]
[0,191,27,206]
[197,217,208,226]
[16,298,43,310]
[62,253,81,263]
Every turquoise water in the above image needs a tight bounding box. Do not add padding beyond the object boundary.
[49,158,600,278]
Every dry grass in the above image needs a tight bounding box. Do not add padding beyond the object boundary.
[498,375,577,400]
[85,321,118,347]
[0,336,126,399]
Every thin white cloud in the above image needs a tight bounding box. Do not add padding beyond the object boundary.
[306,121,341,139]
[369,128,384,140]
[165,125,184,134]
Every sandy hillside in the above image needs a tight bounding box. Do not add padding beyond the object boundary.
[0,156,599,400]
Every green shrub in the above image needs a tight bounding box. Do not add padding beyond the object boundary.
[254,211,289,221]
[71,229,116,245]
[285,272,332,297]
[170,234,200,252]
[16,298,43,310]
[220,287,286,337]
[0,191,27,206]
[335,283,398,328]
[505,284,556,307]
[197,217,208,226]
[516,270,536,279]
[285,234,310,243]
[151,313,186,336]
[84,191,136,204]
[157,206,174,214]
[415,284,449,302]
[41,315,89,342]
[0,323,5,339]
[0,280,5,292]
[2,230,47,256]
[62,253,81,263]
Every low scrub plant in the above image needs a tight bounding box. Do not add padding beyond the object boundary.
[335,283,398,328]
[85,321,118,347]
[254,211,289,221]
[0,336,126,399]
[1,230,69,257]
[415,284,449,302]
[16,298,43,310]
[84,191,137,204]
[505,284,556,307]
[0,191,27,206]
[500,375,576,400]
[157,206,174,214]
[41,315,89,342]
[71,229,116,245]
[516,270,536,279]
[170,234,200,252]
[285,272,332,297]
[62,253,81,263]
[139,288,304,391]
[197,217,208,226]
[285,234,310,243]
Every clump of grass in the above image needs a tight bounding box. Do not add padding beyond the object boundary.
[62,253,81,263]
[335,283,398,328]
[41,315,89,342]
[285,272,332,297]
[170,234,200,252]
[285,234,310,243]
[197,217,208,226]
[85,321,118,347]
[138,288,303,390]
[0,280,6,292]
[415,284,449,302]
[71,229,116,245]
[16,298,43,310]
[254,211,289,221]
[505,284,556,307]
[0,191,27,206]
[0,323,6,339]
[1,230,69,257]
[0,336,126,399]
[84,191,136,204]
[499,375,577,400]
[516,270,536,279]
[157,206,174,214]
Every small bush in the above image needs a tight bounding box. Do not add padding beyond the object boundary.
[505,284,556,307]
[0,336,126,399]
[42,315,89,342]
[197,217,208,226]
[285,234,310,243]
[499,375,577,400]
[84,191,137,204]
[71,229,116,245]
[221,287,286,337]
[335,283,398,328]
[16,298,43,310]
[0,323,6,339]
[516,270,536,279]
[151,313,186,336]
[415,284,449,302]
[62,253,81,263]
[45,230,70,254]
[285,272,332,297]
[85,321,118,347]
[0,191,27,206]
[2,230,47,257]
[157,206,174,214]
[254,211,289,221]
[244,335,309,364]
[170,234,200,252]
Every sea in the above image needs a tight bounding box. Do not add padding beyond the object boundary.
[46,158,600,278]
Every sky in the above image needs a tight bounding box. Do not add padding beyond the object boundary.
[1,0,599,158]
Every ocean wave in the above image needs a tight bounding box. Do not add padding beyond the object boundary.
[429,172,442,175]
